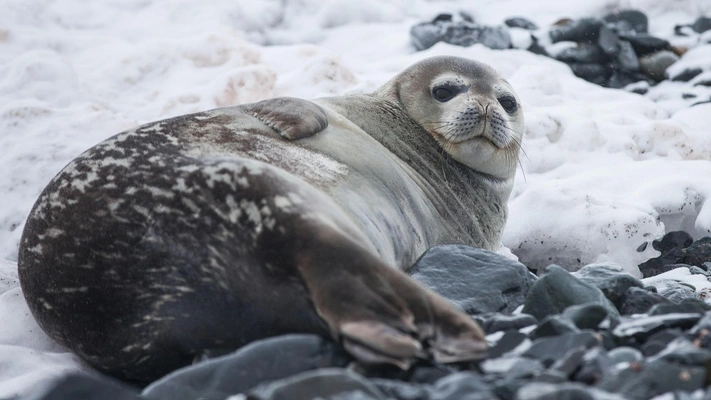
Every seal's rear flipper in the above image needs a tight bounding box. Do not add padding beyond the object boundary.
[243,97,329,140]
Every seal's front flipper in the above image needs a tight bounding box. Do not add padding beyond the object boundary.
[243,97,329,140]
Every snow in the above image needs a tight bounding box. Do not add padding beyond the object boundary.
[1,0,711,396]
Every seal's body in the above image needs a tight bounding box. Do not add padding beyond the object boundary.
[18,56,523,382]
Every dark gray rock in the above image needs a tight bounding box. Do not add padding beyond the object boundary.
[371,379,429,400]
[573,347,613,385]
[596,359,706,400]
[549,18,603,43]
[475,26,512,50]
[690,311,711,335]
[574,263,643,309]
[607,347,643,364]
[612,313,702,343]
[657,280,698,303]
[409,245,536,314]
[409,365,453,385]
[549,346,587,377]
[481,356,545,378]
[535,370,567,384]
[692,17,711,33]
[142,334,350,400]
[598,25,620,56]
[568,63,609,85]
[505,17,538,31]
[562,303,609,330]
[606,70,648,89]
[247,368,386,400]
[523,332,601,367]
[529,315,580,340]
[516,382,617,400]
[655,337,711,366]
[670,68,704,82]
[649,298,710,315]
[616,40,640,71]
[527,36,549,56]
[24,373,139,400]
[653,231,694,253]
[620,287,671,315]
[473,313,537,334]
[522,265,619,320]
[410,22,445,51]
[556,43,605,63]
[410,18,512,51]
[639,50,680,81]
[430,372,497,400]
[620,33,670,56]
[603,10,649,34]
[488,331,530,358]
[639,235,711,277]
[641,329,684,356]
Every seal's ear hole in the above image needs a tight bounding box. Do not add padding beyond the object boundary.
[498,96,518,113]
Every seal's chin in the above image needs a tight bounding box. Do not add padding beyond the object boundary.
[443,137,518,180]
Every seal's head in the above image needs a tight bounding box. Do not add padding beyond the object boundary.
[377,56,524,180]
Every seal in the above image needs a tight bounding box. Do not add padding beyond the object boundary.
[18,56,524,382]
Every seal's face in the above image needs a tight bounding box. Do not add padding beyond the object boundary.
[390,56,524,180]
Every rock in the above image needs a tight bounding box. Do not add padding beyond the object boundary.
[410,22,446,51]
[555,43,605,63]
[598,25,620,56]
[549,346,587,377]
[682,237,711,265]
[670,67,704,82]
[529,315,580,340]
[572,347,612,385]
[505,17,538,31]
[692,17,711,34]
[603,10,649,34]
[606,70,647,89]
[649,298,710,315]
[596,359,706,399]
[639,235,711,277]
[607,347,643,364]
[473,313,537,334]
[408,365,453,385]
[655,337,711,366]
[410,17,512,51]
[568,63,609,85]
[522,265,619,320]
[247,368,386,400]
[620,33,670,56]
[371,379,429,400]
[612,313,702,343]
[641,329,684,356]
[527,36,549,56]
[574,263,643,309]
[517,382,620,400]
[24,373,139,400]
[141,334,350,400]
[409,245,536,314]
[430,372,496,400]
[616,40,640,71]
[620,287,671,315]
[562,303,609,330]
[653,231,694,252]
[481,356,544,377]
[656,280,698,303]
[523,332,601,367]
[488,331,530,358]
[475,26,512,50]
[549,18,603,44]
[639,50,680,81]
[689,311,711,335]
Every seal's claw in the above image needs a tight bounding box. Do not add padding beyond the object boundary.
[430,332,488,363]
[340,321,421,369]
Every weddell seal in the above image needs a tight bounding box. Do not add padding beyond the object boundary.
[18,56,524,382]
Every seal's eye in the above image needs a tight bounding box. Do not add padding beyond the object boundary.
[433,87,455,102]
[498,96,518,113]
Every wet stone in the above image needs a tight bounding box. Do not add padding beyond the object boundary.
[549,18,603,43]
[620,286,671,315]
[649,298,710,315]
[408,364,453,385]
[517,382,599,400]
[549,346,587,377]
[409,245,536,315]
[246,368,386,400]
[690,311,711,335]
[641,329,684,357]
[371,379,430,400]
[523,332,601,367]
[473,313,537,334]
[670,67,703,82]
[639,50,680,81]
[24,373,140,400]
[562,303,609,330]
[488,331,530,358]
[573,347,613,385]
[523,265,619,320]
[606,70,647,89]
[568,63,609,85]
[598,25,620,56]
[656,337,711,366]
[692,17,711,33]
[657,280,698,303]
[653,231,694,253]
[481,356,545,378]
[612,313,702,343]
[574,263,643,310]
[616,40,640,71]
[430,372,496,400]
[505,17,538,31]
[603,10,648,34]
[141,334,350,400]
[529,315,580,340]
[620,33,670,56]
[608,347,644,364]
[596,359,706,400]
[555,43,605,64]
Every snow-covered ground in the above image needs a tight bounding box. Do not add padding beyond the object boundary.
[1,0,711,397]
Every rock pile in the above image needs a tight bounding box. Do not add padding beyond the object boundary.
[24,234,711,400]
[411,11,711,104]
